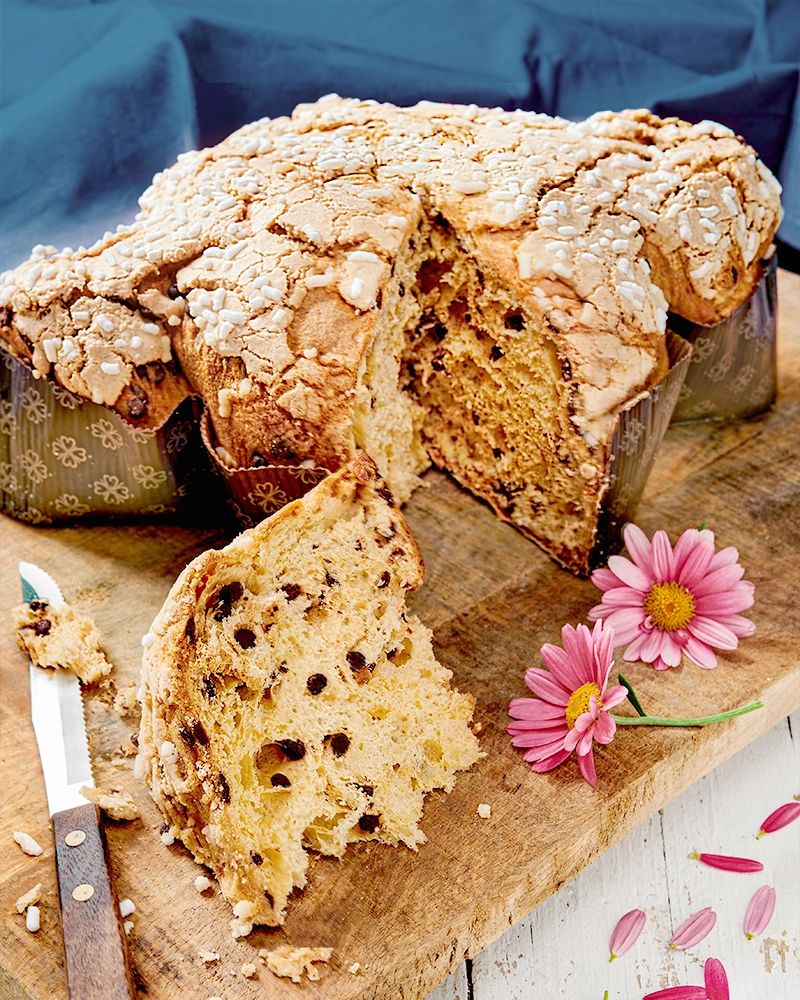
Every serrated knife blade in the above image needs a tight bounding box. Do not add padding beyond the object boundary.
[20,562,135,1000]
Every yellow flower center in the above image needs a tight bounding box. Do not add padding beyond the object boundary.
[566,682,603,729]
[643,581,696,631]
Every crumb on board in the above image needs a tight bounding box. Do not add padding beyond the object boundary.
[113,683,139,717]
[80,785,139,821]
[25,906,40,933]
[194,875,213,892]
[124,920,134,936]
[477,803,492,819]
[348,961,361,974]
[119,898,135,918]
[198,950,220,964]
[15,883,43,913]
[12,599,113,684]
[13,831,43,856]
[230,899,257,939]
[240,962,258,979]
[262,945,333,983]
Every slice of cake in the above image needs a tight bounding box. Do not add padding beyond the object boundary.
[136,455,482,930]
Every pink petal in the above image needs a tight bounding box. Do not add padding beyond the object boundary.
[677,538,715,589]
[572,711,595,733]
[564,728,583,752]
[651,529,676,581]
[622,522,654,575]
[586,602,612,622]
[592,586,645,608]
[692,852,763,873]
[524,667,570,705]
[561,623,596,681]
[622,632,651,662]
[601,607,647,645]
[708,546,740,571]
[530,748,571,773]
[672,528,701,577]
[602,684,628,710]
[510,728,570,748]
[609,907,646,960]
[744,886,776,939]
[540,641,585,691]
[577,727,595,756]
[609,553,652,591]
[522,738,571,762]
[695,590,755,615]
[591,566,626,591]
[639,628,669,664]
[704,957,730,1000]
[508,699,566,723]
[642,989,707,1000]
[577,748,597,787]
[657,632,683,667]
[714,613,755,637]
[686,616,739,650]
[592,619,616,687]
[690,562,745,596]
[684,635,718,669]
[593,711,616,744]
[670,907,717,949]
[759,801,800,835]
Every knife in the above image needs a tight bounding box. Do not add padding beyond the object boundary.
[21,561,136,1000]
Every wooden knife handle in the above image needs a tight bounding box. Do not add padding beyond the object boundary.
[52,803,136,1000]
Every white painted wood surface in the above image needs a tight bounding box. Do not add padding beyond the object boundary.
[426,709,800,1000]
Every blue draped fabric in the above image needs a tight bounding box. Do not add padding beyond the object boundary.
[1,0,798,271]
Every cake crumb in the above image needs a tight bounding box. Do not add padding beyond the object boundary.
[198,950,220,964]
[477,803,492,819]
[240,962,258,979]
[348,961,361,974]
[25,906,40,933]
[80,785,139,821]
[15,884,43,913]
[12,599,112,684]
[194,875,213,892]
[118,898,135,918]
[113,682,139,717]
[263,946,333,983]
[123,920,134,935]
[13,831,43,856]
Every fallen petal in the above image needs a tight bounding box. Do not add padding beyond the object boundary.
[758,801,800,837]
[744,886,776,940]
[691,852,763,873]
[642,989,707,1000]
[609,907,646,961]
[669,906,717,949]
[704,957,730,1000]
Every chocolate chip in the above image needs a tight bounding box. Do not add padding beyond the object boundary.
[234,628,256,649]
[250,851,263,865]
[324,570,337,587]
[504,311,524,331]
[264,889,274,907]
[191,720,209,746]
[306,673,327,695]
[159,822,170,835]
[127,395,148,419]
[33,620,52,637]
[376,571,390,589]
[281,583,302,601]
[328,733,350,757]
[130,731,139,746]
[278,740,305,761]
[210,582,244,621]
[271,773,291,788]
[185,618,196,644]
[358,814,380,833]
[431,356,445,372]
[250,451,269,468]
[167,284,181,300]
[490,345,504,361]
[492,448,502,458]
[398,282,405,297]
[178,725,196,746]
[217,773,230,804]
[561,358,572,380]
[346,651,366,672]
[358,784,374,797]
[268,435,296,461]
[374,482,394,506]
[202,676,217,700]
[0,307,10,327]
[28,600,48,612]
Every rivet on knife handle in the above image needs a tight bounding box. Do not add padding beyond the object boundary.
[52,802,136,1000]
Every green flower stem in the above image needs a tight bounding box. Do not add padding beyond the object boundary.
[611,701,763,727]
[618,671,647,717]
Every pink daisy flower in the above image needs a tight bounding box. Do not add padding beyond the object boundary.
[507,620,627,787]
[587,523,755,670]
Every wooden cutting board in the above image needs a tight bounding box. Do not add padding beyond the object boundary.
[2,269,798,1000]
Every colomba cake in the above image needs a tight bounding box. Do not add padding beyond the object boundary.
[136,455,482,931]
[0,97,781,570]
